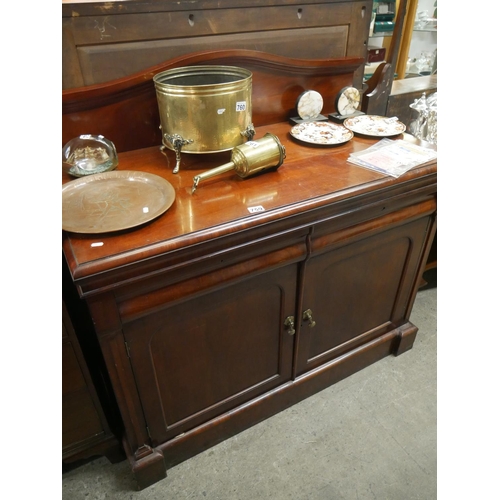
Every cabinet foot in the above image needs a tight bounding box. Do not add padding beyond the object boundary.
[131,447,167,490]
[393,322,418,356]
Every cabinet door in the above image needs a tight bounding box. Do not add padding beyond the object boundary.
[296,216,431,375]
[123,264,297,445]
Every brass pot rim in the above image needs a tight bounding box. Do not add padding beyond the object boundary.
[153,65,252,90]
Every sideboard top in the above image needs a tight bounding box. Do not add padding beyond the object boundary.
[62,121,437,287]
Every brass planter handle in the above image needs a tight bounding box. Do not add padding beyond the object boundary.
[163,133,193,174]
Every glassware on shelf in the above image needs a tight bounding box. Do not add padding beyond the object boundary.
[426,93,438,145]
[415,51,435,76]
[414,10,430,29]
[408,92,437,145]
[406,57,417,76]
[414,9,437,30]
[62,135,119,177]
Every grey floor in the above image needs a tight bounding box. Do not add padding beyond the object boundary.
[62,272,437,500]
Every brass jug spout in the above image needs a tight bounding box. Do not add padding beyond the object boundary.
[191,133,285,194]
[192,162,234,194]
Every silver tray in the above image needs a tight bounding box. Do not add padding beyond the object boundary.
[290,121,353,146]
[343,115,406,137]
[62,170,175,234]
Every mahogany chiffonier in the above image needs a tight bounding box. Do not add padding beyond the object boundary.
[62,50,437,489]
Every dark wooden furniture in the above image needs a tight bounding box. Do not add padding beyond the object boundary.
[362,0,408,115]
[62,299,122,463]
[62,50,437,490]
[387,75,437,128]
[62,0,372,90]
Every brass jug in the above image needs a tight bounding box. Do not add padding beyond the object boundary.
[192,133,286,193]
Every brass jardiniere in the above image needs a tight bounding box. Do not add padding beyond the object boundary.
[154,65,255,173]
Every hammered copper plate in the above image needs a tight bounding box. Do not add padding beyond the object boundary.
[62,170,175,233]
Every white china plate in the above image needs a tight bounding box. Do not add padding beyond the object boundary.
[290,121,353,146]
[343,115,406,137]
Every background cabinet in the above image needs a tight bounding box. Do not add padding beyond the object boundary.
[62,299,123,464]
[62,0,372,89]
[405,0,437,75]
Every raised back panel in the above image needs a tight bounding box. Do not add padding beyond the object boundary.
[62,50,364,153]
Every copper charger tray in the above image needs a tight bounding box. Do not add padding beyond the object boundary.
[62,170,176,234]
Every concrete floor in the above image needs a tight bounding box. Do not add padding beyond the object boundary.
[62,271,437,500]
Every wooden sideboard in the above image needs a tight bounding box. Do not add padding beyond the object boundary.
[62,50,437,489]
[62,0,372,89]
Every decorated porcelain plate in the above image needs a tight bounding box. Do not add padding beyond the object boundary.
[343,115,406,137]
[290,121,353,146]
[62,170,175,234]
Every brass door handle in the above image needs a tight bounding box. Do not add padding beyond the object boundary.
[284,316,296,336]
[302,309,316,328]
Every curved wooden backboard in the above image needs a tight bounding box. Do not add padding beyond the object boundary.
[63,49,364,152]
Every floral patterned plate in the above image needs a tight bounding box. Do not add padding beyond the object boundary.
[290,121,353,146]
[343,115,406,137]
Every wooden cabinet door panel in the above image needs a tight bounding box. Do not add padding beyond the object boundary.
[62,342,87,396]
[124,264,297,444]
[62,390,105,449]
[297,216,431,375]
